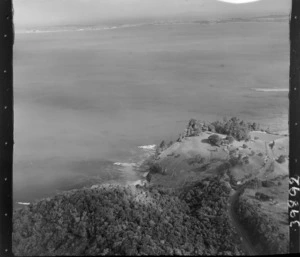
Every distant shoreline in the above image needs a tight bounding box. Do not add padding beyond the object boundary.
[252,88,288,92]
[15,15,289,34]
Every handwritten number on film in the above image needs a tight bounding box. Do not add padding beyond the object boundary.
[289,176,300,227]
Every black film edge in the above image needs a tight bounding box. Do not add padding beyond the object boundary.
[289,0,300,254]
[0,0,14,256]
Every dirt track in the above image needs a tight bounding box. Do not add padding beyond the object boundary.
[228,186,258,256]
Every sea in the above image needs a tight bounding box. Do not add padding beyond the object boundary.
[13,20,289,208]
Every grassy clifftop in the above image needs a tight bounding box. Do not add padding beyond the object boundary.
[144,117,289,255]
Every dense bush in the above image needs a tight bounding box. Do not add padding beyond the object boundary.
[211,117,251,141]
[13,185,197,256]
[182,117,257,141]
[13,179,243,256]
[179,178,243,255]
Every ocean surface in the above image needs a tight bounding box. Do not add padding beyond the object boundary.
[13,21,289,207]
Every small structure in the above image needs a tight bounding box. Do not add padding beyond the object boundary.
[255,192,273,201]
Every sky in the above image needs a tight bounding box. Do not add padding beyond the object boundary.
[14,0,291,29]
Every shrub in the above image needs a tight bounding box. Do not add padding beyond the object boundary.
[191,127,201,136]
[185,119,202,137]
[146,172,152,182]
[155,140,167,156]
[262,180,276,188]
[149,163,164,175]
[242,156,249,164]
[159,140,166,149]
[255,192,272,201]
[207,124,216,132]
[221,139,229,146]
[250,122,260,131]
[167,141,173,148]
[276,155,286,164]
[245,178,262,189]
[229,156,242,167]
[177,133,184,142]
[208,134,222,146]
[188,118,197,128]
[225,136,234,144]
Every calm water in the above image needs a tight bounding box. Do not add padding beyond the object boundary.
[13,21,289,206]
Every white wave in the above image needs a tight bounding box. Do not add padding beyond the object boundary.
[17,202,30,205]
[253,88,288,92]
[114,162,137,167]
[138,144,156,150]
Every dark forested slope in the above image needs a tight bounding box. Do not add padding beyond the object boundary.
[13,179,242,256]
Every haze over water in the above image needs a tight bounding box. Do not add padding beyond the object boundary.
[13,19,289,206]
